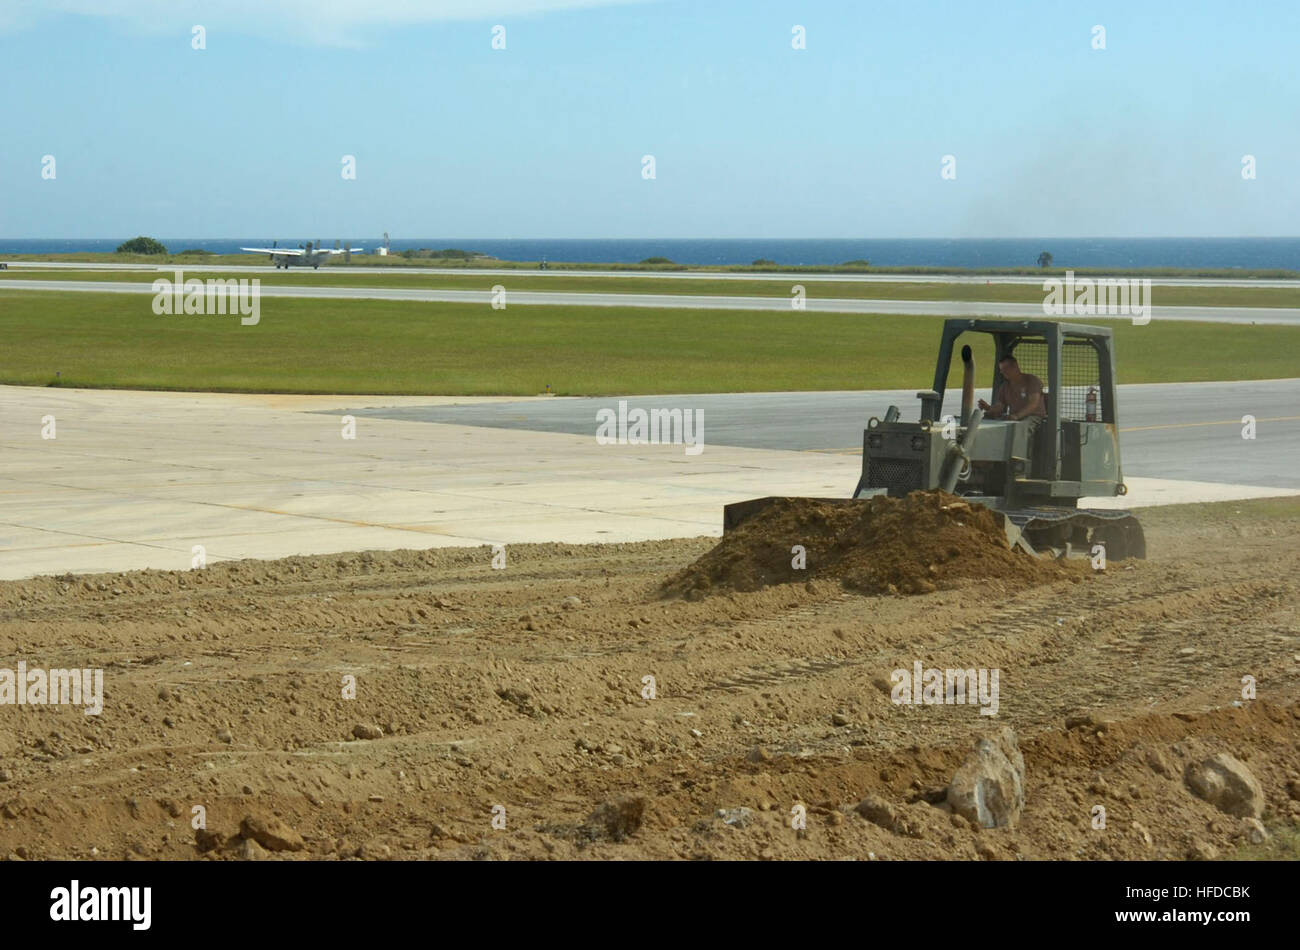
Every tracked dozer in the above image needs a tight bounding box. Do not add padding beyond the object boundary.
[724,319,1146,560]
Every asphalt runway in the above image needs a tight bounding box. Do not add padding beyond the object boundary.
[341,379,1300,489]
[3,278,1297,325]
[6,261,1300,288]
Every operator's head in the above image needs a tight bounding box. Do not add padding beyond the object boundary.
[998,354,1022,381]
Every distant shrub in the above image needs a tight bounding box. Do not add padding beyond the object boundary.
[116,236,168,255]
[751,258,776,267]
[1037,251,1053,268]
[640,257,675,265]
[176,249,214,256]
[841,259,871,267]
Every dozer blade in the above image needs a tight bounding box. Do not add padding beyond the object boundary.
[723,496,1145,561]
[722,496,856,533]
[723,493,1032,557]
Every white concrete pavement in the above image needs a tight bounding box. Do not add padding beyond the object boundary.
[1,385,1295,581]
[0,387,854,579]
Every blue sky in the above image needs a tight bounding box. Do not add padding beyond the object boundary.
[1,0,1296,239]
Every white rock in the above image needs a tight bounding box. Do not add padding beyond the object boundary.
[945,726,1025,829]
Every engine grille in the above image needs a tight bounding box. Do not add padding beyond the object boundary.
[867,458,923,496]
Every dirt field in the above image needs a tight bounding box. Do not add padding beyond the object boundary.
[1,496,1298,861]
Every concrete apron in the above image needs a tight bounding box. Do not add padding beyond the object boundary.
[1,387,1295,580]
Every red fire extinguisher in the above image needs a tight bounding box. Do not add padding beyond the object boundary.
[1085,387,1098,421]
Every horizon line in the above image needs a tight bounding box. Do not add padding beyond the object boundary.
[5,235,1300,242]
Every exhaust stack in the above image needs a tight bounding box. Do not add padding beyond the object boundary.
[960,344,975,425]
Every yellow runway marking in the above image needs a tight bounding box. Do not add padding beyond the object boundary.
[1118,414,1300,433]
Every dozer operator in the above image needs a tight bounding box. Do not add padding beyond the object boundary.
[979,355,1047,422]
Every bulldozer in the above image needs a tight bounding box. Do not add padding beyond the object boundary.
[724,318,1146,560]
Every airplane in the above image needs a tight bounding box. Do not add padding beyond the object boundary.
[240,239,364,269]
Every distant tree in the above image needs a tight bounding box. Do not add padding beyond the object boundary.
[176,248,213,256]
[841,259,871,267]
[751,258,776,267]
[117,236,168,255]
[1037,251,1053,268]
[640,257,675,265]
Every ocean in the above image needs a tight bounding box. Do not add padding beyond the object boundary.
[2,237,1298,270]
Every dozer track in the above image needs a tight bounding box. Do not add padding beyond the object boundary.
[999,506,1145,560]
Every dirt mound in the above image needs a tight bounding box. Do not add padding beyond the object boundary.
[663,491,1080,596]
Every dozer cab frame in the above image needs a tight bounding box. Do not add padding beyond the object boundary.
[724,318,1146,560]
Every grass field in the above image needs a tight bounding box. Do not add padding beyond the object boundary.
[1,290,1297,395]
[3,268,1299,308]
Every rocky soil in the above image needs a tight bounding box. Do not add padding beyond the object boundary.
[1,496,1297,861]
